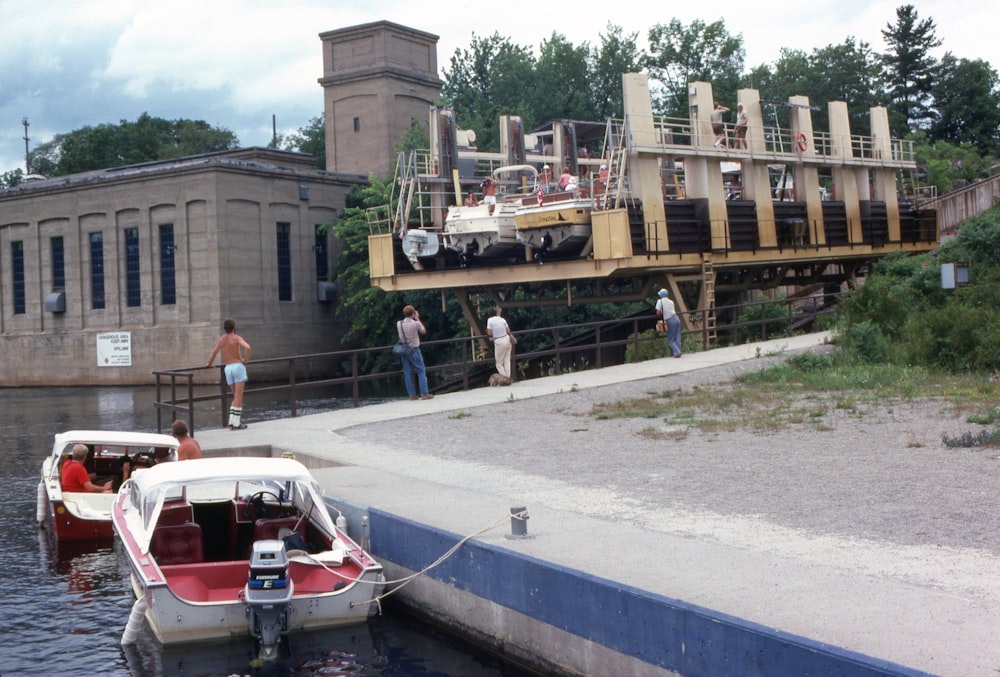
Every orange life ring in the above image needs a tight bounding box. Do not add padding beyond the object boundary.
[796,132,808,151]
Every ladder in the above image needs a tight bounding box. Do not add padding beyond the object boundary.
[600,118,630,209]
[701,255,717,343]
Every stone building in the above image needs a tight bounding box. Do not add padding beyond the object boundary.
[0,20,445,386]
[319,21,443,178]
[0,148,365,385]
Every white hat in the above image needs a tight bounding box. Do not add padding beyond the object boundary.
[600,163,607,169]
[657,289,669,297]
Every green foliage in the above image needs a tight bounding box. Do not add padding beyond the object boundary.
[645,18,745,117]
[836,208,1000,372]
[913,136,997,194]
[931,55,1000,155]
[26,113,238,176]
[281,115,326,169]
[0,168,23,188]
[836,320,894,365]
[735,293,791,343]
[881,4,942,135]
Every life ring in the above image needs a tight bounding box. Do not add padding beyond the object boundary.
[796,132,808,151]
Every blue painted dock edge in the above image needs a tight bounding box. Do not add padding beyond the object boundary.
[368,509,939,677]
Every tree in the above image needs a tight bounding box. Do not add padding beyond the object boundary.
[881,4,942,136]
[589,23,644,121]
[930,55,1000,155]
[913,136,994,194]
[532,33,594,124]
[441,33,537,152]
[645,18,745,117]
[0,168,23,189]
[26,114,239,176]
[282,115,326,169]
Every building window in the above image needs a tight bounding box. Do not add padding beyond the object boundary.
[277,222,292,301]
[90,232,105,309]
[125,227,140,307]
[159,224,176,305]
[314,225,329,281]
[353,117,360,132]
[51,236,65,290]
[11,241,25,315]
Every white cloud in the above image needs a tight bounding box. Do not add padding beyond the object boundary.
[1,0,997,174]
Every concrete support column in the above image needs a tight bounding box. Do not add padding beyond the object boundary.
[622,74,667,250]
[828,101,861,244]
[869,106,901,241]
[789,96,823,242]
[687,82,728,250]
[738,88,776,248]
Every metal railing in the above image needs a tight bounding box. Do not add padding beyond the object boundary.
[153,295,841,434]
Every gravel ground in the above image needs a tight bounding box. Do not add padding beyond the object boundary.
[338,352,1000,557]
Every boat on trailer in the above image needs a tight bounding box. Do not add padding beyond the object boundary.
[113,456,384,659]
[38,430,180,542]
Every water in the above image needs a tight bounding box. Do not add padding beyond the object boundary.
[0,386,533,677]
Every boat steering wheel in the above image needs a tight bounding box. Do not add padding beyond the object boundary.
[249,491,282,519]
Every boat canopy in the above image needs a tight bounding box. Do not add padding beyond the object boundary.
[125,456,337,553]
[46,430,179,481]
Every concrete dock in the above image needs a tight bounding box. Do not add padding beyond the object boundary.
[195,332,998,677]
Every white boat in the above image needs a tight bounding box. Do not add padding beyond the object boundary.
[38,430,180,542]
[113,456,384,658]
[443,198,521,264]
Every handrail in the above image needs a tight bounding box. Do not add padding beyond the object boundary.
[152,295,841,434]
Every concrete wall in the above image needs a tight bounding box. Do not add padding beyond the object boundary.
[366,510,934,677]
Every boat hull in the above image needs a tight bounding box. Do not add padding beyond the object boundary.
[132,561,383,645]
[444,204,520,259]
[514,199,594,256]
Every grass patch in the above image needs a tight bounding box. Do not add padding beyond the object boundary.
[448,411,473,419]
[590,356,1000,436]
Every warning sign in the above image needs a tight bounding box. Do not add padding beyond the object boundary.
[97,332,132,367]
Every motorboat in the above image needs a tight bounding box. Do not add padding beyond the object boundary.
[113,456,384,659]
[37,430,180,542]
[443,193,521,264]
[514,185,595,261]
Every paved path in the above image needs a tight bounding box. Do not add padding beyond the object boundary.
[197,332,1000,677]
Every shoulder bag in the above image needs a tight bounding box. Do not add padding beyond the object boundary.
[504,319,517,345]
[392,320,413,357]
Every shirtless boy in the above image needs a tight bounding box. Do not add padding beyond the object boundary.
[207,317,251,429]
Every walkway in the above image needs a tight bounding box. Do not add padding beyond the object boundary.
[196,332,998,677]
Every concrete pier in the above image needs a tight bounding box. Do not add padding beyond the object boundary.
[195,333,996,677]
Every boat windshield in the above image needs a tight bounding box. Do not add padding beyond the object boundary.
[133,473,336,552]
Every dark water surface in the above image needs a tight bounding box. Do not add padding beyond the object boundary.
[0,386,533,677]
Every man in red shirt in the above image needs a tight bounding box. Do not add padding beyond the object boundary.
[61,444,112,493]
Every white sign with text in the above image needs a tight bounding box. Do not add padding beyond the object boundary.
[96,332,132,367]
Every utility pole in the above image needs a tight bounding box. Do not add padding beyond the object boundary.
[22,117,30,173]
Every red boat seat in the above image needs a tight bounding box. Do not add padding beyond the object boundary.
[152,523,204,565]
[253,516,305,542]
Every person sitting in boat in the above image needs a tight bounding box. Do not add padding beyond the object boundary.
[61,444,112,493]
[122,445,176,481]
[481,176,499,215]
[557,166,573,192]
[464,192,478,207]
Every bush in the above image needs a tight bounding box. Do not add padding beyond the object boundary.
[835,320,894,365]
[735,294,792,343]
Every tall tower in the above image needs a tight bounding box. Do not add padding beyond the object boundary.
[318,21,443,178]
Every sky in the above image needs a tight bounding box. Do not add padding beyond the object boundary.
[1,0,995,175]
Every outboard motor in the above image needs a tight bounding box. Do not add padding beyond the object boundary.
[244,539,293,659]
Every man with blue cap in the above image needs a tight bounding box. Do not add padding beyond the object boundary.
[655,288,682,358]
